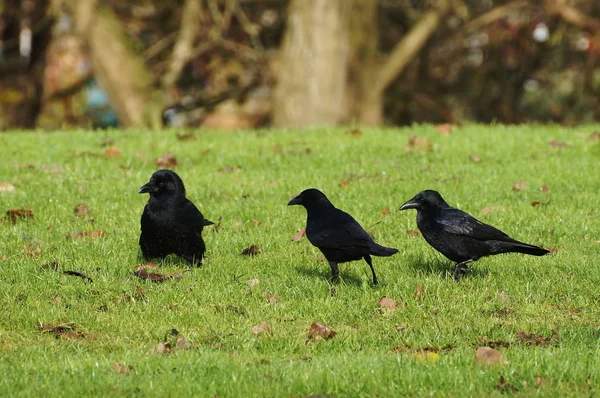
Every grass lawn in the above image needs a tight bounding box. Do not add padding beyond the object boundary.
[1,125,600,397]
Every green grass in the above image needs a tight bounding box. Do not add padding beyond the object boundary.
[1,125,599,397]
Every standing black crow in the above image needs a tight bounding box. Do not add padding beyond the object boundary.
[288,188,398,285]
[139,169,214,265]
[400,190,549,279]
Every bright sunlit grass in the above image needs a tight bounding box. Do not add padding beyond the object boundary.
[1,125,599,396]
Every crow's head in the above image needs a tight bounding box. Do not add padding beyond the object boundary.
[287,188,331,208]
[400,190,449,211]
[139,169,186,198]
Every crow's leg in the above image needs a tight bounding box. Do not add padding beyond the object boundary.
[182,252,202,267]
[328,261,340,282]
[363,255,378,285]
[453,259,474,281]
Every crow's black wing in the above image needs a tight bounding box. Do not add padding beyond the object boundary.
[309,209,373,249]
[177,199,212,231]
[437,208,515,242]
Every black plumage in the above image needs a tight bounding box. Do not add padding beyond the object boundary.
[138,169,214,265]
[288,188,398,285]
[400,190,549,279]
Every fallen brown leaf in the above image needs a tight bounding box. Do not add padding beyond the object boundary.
[112,362,132,375]
[347,128,363,137]
[469,154,481,163]
[104,146,121,158]
[414,284,425,300]
[339,179,350,188]
[435,123,455,136]
[241,244,260,256]
[547,247,559,254]
[68,230,105,240]
[307,322,336,341]
[475,346,506,365]
[6,208,33,224]
[292,228,306,241]
[516,331,556,347]
[535,375,544,386]
[512,181,528,192]
[176,131,196,141]
[548,139,569,148]
[39,322,85,339]
[496,376,518,393]
[481,206,495,216]
[0,182,15,193]
[251,321,272,336]
[265,292,279,305]
[406,136,433,152]
[378,297,397,312]
[247,277,260,289]
[406,229,421,237]
[156,153,177,168]
[134,264,182,283]
[24,243,42,257]
[73,203,90,218]
[540,184,550,193]
[381,207,390,216]
[155,329,192,354]
[218,165,241,173]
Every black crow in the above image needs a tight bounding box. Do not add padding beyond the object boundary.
[400,190,549,279]
[139,169,214,265]
[288,188,398,285]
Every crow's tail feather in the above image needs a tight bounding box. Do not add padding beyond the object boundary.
[499,240,549,256]
[369,243,398,257]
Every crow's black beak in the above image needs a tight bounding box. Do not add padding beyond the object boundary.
[399,199,419,210]
[287,195,301,206]
[202,219,215,226]
[138,182,154,194]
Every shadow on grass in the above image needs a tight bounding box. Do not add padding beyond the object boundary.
[404,254,489,280]
[295,264,368,287]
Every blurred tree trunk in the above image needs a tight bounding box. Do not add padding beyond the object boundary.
[71,0,163,128]
[273,0,350,127]
[0,0,52,129]
[274,0,449,127]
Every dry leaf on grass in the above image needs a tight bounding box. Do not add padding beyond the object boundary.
[241,245,260,256]
[378,297,398,312]
[540,184,550,193]
[406,136,433,152]
[251,321,272,336]
[435,123,455,136]
[406,229,421,237]
[347,128,363,137]
[265,292,279,305]
[512,181,528,192]
[112,362,132,375]
[496,376,518,393]
[548,139,569,148]
[0,182,15,193]
[104,146,121,158]
[469,154,481,163]
[155,153,177,168]
[475,346,506,365]
[307,322,336,341]
[176,131,196,141]
[6,208,33,224]
[68,230,105,240]
[74,203,90,217]
[291,228,305,241]
[39,322,85,339]
[155,329,191,354]
[247,278,260,289]
[134,264,183,283]
[516,331,556,347]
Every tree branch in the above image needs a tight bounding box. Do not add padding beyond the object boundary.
[374,0,450,96]
[162,0,204,89]
[545,0,600,31]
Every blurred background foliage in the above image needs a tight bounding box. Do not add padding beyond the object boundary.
[1,0,599,130]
